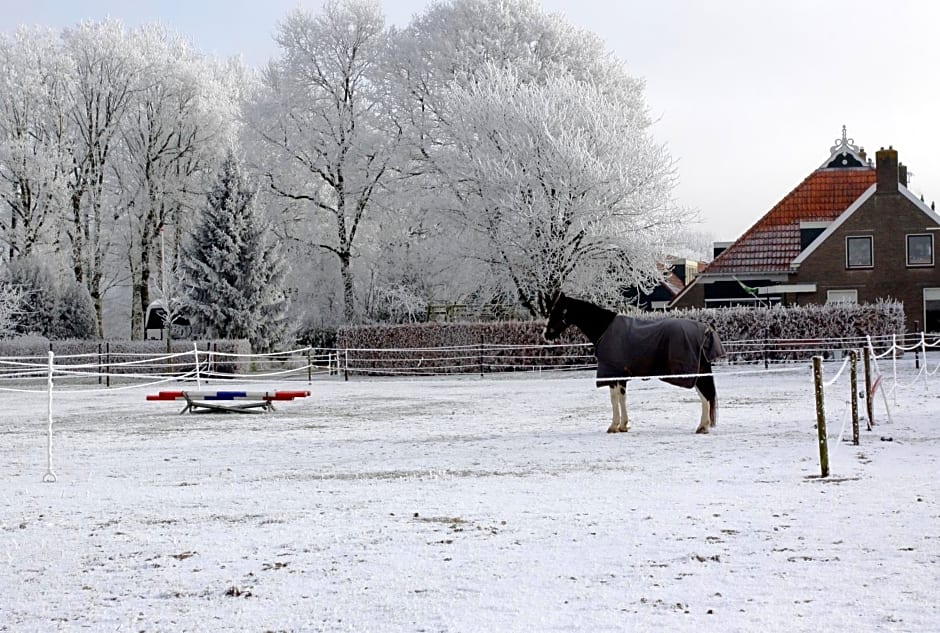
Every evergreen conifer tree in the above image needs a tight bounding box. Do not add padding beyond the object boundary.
[182,151,291,352]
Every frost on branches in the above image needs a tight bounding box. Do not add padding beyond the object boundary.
[438,64,685,317]
[0,256,96,339]
[246,0,397,323]
[182,152,291,352]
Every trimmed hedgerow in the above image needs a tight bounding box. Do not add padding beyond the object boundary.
[337,301,905,375]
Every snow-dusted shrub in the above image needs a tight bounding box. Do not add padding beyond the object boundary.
[51,281,96,339]
[0,282,24,338]
[667,300,904,359]
[337,301,905,373]
[337,320,588,375]
[1,258,96,339]
[4,257,57,337]
[0,335,50,359]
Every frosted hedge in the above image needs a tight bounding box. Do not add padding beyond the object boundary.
[337,301,905,375]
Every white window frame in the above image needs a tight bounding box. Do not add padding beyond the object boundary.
[827,289,858,304]
[906,233,934,267]
[845,235,873,269]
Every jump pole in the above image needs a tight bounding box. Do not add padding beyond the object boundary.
[812,355,830,478]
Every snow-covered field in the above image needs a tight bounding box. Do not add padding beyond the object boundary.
[2,361,939,632]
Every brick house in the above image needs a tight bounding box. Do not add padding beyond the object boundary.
[626,259,700,310]
[670,129,940,332]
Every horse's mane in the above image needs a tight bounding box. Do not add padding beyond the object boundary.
[564,296,617,344]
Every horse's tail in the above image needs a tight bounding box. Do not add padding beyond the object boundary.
[703,327,726,362]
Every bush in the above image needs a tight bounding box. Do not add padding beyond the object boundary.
[336,301,905,374]
[1,258,97,339]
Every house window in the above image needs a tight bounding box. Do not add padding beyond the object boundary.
[846,236,873,268]
[924,288,940,332]
[907,234,934,267]
[827,289,858,304]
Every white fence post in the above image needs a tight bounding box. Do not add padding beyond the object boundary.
[922,332,928,391]
[43,351,57,483]
[892,334,898,405]
[193,342,202,389]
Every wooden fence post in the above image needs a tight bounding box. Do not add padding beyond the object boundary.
[850,350,859,446]
[863,345,873,429]
[813,356,830,478]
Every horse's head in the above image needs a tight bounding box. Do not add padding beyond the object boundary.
[542,292,569,341]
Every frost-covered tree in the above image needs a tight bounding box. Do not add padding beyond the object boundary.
[2,256,96,338]
[116,24,242,339]
[182,152,290,352]
[58,20,142,337]
[387,0,666,315]
[438,65,684,316]
[0,26,70,261]
[245,0,398,323]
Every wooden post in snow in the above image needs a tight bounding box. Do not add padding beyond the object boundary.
[850,350,860,446]
[813,356,830,478]
[863,345,874,428]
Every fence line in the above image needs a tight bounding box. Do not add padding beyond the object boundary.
[7,334,934,484]
[4,332,940,387]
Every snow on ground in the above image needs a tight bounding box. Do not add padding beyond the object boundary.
[1,360,939,632]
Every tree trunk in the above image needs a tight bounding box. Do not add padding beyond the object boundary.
[129,255,142,341]
[340,252,355,322]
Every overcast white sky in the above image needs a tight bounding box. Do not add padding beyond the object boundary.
[3,0,939,242]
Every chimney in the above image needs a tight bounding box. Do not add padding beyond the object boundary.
[859,146,867,162]
[899,163,908,188]
[876,146,899,193]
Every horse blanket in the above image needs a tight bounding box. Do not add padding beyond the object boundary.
[594,315,725,388]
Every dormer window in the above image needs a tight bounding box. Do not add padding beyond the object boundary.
[846,235,873,268]
[800,221,830,251]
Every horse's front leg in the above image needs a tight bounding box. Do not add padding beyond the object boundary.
[607,382,629,433]
[694,376,717,434]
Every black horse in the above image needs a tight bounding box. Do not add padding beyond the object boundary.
[543,293,725,434]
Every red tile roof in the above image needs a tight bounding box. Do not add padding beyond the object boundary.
[704,168,876,274]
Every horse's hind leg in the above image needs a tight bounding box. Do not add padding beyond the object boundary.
[617,382,629,432]
[695,375,717,434]
[607,381,629,433]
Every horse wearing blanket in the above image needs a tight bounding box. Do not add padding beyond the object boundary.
[543,293,726,434]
